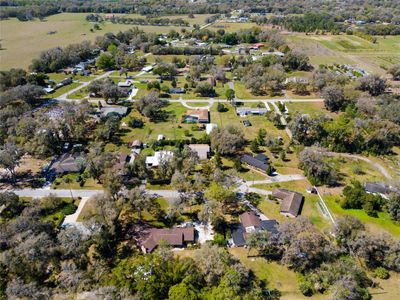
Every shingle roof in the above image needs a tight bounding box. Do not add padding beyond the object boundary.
[260,220,279,234]
[365,182,390,195]
[141,227,195,252]
[231,224,246,247]
[273,188,304,217]
[240,154,268,171]
[50,153,85,174]
[185,109,209,123]
[240,211,261,228]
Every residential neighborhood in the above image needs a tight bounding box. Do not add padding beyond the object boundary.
[1,1,400,299]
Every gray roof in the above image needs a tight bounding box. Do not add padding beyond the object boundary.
[260,220,279,234]
[100,106,128,117]
[50,153,85,174]
[231,224,246,247]
[241,154,268,172]
[365,182,390,195]
[236,107,269,115]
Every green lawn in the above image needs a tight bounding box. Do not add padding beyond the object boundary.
[0,13,207,70]
[234,81,282,99]
[44,82,81,98]
[323,194,400,237]
[42,197,80,227]
[51,173,103,190]
[286,101,333,116]
[253,180,330,231]
[117,102,209,146]
[229,248,326,300]
[285,34,400,74]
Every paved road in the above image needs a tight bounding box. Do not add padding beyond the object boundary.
[55,71,114,101]
[0,188,104,198]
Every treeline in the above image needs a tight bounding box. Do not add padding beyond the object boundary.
[30,40,96,73]
[109,16,190,27]
[362,23,400,36]
[0,4,59,20]
[86,13,191,27]
[2,0,400,25]
[272,13,342,33]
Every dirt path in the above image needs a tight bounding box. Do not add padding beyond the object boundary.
[324,152,393,180]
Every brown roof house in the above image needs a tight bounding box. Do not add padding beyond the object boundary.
[140,227,195,253]
[272,188,304,218]
[231,211,279,247]
[183,109,210,123]
[50,153,85,174]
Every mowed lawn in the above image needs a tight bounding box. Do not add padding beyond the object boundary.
[0,13,208,70]
[253,179,330,231]
[285,33,400,74]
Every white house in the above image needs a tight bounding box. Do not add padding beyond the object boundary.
[145,151,174,167]
[206,123,218,135]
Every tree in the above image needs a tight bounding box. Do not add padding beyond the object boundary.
[282,51,311,71]
[195,82,215,97]
[387,192,400,221]
[2,84,45,107]
[101,168,123,199]
[168,282,199,300]
[322,85,345,112]
[96,53,115,70]
[86,145,115,182]
[136,92,164,121]
[388,64,400,80]
[0,192,24,219]
[225,88,235,102]
[0,143,22,183]
[299,147,339,186]
[205,182,236,206]
[125,187,155,219]
[250,139,259,153]
[209,126,245,155]
[357,74,387,96]
[256,128,267,146]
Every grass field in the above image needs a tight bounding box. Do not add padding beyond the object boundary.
[322,194,400,237]
[285,33,400,75]
[253,179,330,230]
[0,13,210,70]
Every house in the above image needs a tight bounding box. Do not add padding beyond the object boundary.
[118,80,133,88]
[236,107,268,117]
[365,182,391,197]
[57,77,73,88]
[284,77,309,85]
[248,43,264,50]
[129,139,142,149]
[169,87,186,94]
[49,152,85,174]
[183,109,210,123]
[240,154,268,172]
[207,76,216,87]
[145,151,174,168]
[188,144,210,160]
[261,51,285,57]
[43,86,54,93]
[100,106,129,117]
[141,227,195,253]
[272,188,304,218]
[206,123,218,135]
[142,65,153,72]
[231,211,278,247]
[113,153,129,174]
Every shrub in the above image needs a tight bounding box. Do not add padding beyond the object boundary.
[373,267,389,280]
[298,275,314,296]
